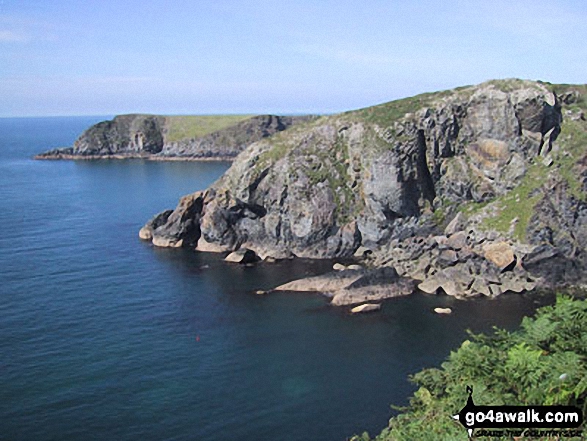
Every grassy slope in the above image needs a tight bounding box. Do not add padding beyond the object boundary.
[163,115,254,143]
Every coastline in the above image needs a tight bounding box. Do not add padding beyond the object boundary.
[34,153,236,162]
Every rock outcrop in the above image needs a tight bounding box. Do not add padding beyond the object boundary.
[141,79,587,303]
[36,114,315,160]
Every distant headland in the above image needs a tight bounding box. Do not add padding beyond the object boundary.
[35,114,316,161]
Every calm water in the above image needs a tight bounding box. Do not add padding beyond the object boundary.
[0,117,555,441]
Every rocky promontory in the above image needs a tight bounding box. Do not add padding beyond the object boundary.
[141,79,587,306]
[36,114,315,160]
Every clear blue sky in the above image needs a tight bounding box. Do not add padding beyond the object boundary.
[1,0,586,117]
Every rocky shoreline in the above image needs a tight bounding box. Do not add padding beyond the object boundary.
[138,79,587,312]
[35,151,236,161]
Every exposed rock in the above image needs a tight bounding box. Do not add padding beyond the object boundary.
[444,212,466,236]
[483,242,516,270]
[139,209,173,240]
[418,277,441,294]
[330,278,415,305]
[225,248,259,264]
[350,303,381,314]
[273,270,364,292]
[437,249,459,267]
[150,192,204,248]
[353,246,373,258]
[471,277,492,296]
[333,263,347,271]
[446,231,468,250]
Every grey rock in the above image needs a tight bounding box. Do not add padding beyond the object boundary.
[225,248,259,264]
[437,249,459,267]
[444,212,466,236]
[446,231,468,250]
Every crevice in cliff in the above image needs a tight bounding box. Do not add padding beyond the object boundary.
[538,93,563,156]
[416,130,436,205]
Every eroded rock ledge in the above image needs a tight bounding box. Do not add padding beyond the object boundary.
[139,79,587,307]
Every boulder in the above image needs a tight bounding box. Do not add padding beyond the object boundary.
[350,303,381,314]
[333,263,347,271]
[483,242,516,270]
[471,277,492,296]
[434,307,452,314]
[273,270,364,292]
[225,249,259,264]
[446,231,468,250]
[139,209,173,241]
[152,236,183,248]
[347,264,363,271]
[437,249,459,267]
[353,246,373,258]
[444,212,466,236]
[329,267,415,305]
[418,277,441,294]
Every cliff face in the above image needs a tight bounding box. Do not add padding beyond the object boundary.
[143,79,587,299]
[36,114,315,160]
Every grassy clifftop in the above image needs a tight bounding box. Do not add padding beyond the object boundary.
[164,114,254,143]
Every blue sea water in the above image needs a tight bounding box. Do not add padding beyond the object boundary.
[0,117,554,441]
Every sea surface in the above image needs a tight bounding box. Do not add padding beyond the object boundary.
[0,117,555,441]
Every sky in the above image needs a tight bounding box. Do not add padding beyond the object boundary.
[1,0,586,117]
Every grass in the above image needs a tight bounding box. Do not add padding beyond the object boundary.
[352,89,455,127]
[555,119,587,201]
[164,115,254,142]
[480,162,547,240]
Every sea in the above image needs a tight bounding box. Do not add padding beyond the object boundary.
[0,116,555,441]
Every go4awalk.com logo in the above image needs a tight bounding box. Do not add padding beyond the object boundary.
[452,386,584,438]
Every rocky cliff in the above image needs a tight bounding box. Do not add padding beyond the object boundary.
[142,79,587,303]
[36,114,315,160]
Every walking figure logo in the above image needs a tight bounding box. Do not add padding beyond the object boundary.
[452,385,583,439]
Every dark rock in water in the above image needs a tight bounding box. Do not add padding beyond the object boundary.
[139,210,173,240]
[225,249,259,264]
[330,267,416,306]
[149,192,204,248]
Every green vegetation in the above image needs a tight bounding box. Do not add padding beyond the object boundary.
[556,119,587,201]
[486,78,545,93]
[352,296,587,441]
[354,90,454,127]
[481,162,547,241]
[164,115,253,142]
